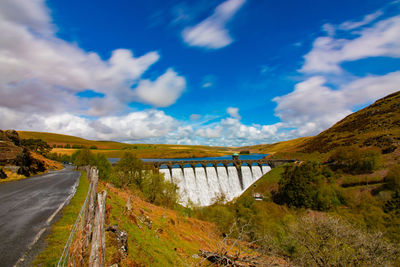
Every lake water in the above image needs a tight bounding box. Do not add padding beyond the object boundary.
[108,153,267,164]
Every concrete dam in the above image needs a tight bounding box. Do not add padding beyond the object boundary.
[150,158,294,206]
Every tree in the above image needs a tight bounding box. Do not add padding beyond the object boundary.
[142,172,179,208]
[113,152,144,188]
[72,148,95,166]
[94,154,112,180]
[276,162,343,210]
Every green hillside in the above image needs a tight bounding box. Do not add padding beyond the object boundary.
[302,91,400,153]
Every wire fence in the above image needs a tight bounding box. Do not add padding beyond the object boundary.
[57,178,92,267]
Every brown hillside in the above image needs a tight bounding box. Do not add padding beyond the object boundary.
[302,91,400,153]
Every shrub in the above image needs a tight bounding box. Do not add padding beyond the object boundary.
[72,148,95,167]
[113,152,144,188]
[384,165,400,191]
[21,138,51,155]
[142,172,179,208]
[94,154,112,180]
[276,161,343,210]
[283,215,399,266]
[90,145,98,149]
[16,148,45,176]
[0,168,7,179]
[46,152,71,163]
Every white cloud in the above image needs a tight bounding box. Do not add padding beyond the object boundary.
[182,0,245,49]
[134,69,186,107]
[273,71,400,136]
[196,126,223,138]
[339,10,383,30]
[227,107,241,119]
[0,0,186,118]
[0,107,178,141]
[301,15,400,73]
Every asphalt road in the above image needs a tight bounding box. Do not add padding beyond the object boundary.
[0,166,81,267]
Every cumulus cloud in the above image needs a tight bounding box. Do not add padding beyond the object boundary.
[275,8,400,138]
[134,69,186,107]
[182,0,246,49]
[274,71,400,136]
[301,15,400,73]
[0,0,186,117]
[227,107,241,119]
[0,107,178,141]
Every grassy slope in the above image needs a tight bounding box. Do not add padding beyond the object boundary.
[33,171,89,266]
[19,131,235,158]
[101,182,225,266]
[34,170,261,266]
[240,137,311,155]
[302,91,400,153]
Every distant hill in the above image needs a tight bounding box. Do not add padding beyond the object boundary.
[302,91,400,153]
[18,131,129,150]
[18,131,235,159]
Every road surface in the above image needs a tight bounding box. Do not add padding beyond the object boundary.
[0,166,81,267]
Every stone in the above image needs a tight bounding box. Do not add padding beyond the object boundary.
[106,225,128,257]
[125,197,132,212]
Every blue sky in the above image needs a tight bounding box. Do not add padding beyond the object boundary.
[0,0,399,146]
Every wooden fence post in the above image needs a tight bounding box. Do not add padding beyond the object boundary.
[89,190,107,267]
[84,167,98,247]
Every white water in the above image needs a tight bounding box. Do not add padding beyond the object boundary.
[161,163,271,206]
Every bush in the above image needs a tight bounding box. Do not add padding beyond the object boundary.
[71,149,111,180]
[142,172,179,208]
[281,215,399,266]
[94,154,112,180]
[384,165,400,191]
[16,148,45,176]
[21,138,51,155]
[113,152,144,188]
[110,152,179,208]
[0,168,7,179]
[72,148,96,167]
[329,146,381,174]
[276,161,343,210]
[46,153,71,163]
[90,145,98,149]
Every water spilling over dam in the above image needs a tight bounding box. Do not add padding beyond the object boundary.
[159,164,271,206]
[148,158,294,206]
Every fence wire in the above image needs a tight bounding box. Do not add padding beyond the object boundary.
[57,178,92,267]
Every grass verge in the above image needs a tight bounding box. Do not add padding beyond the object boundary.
[32,170,89,266]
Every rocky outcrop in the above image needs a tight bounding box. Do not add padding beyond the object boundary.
[0,130,45,176]
[0,130,23,165]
